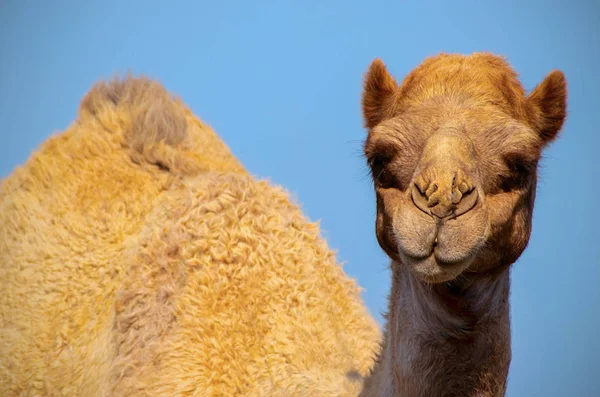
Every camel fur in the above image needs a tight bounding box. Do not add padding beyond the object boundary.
[0,76,381,396]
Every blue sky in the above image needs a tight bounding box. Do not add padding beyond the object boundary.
[1,1,598,395]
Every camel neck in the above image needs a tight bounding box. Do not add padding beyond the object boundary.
[375,264,512,396]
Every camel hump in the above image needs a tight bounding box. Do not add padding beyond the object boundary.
[78,74,204,174]
[76,74,247,176]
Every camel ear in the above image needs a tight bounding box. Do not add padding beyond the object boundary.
[362,59,399,130]
[527,70,567,144]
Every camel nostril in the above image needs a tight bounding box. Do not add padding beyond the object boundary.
[412,175,479,219]
[415,177,429,195]
[411,183,432,216]
[453,188,479,217]
[411,179,479,219]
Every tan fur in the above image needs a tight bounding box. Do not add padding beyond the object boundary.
[0,76,381,396]
[359,53,567,396]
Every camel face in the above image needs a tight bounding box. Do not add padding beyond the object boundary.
[362,53,567,283]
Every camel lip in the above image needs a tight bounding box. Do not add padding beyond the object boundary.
[432,247,475,268]
[400,244,474,267]
[400,249,474,284]
[396,241,434,262]
[405,252,467,268]
[401,250,431,262]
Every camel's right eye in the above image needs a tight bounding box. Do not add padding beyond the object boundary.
[369,155,395,188]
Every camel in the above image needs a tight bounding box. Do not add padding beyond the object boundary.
[358,53,567,396]
[0,76,381,396]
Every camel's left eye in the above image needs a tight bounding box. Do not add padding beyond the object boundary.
[499,154,536,192]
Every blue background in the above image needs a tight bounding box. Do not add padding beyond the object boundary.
[1,1,598,395]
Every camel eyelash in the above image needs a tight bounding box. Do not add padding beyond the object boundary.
[368,155,388,175]
[504,153,537,176]
[498,154,537,191]
[368,154,398,189]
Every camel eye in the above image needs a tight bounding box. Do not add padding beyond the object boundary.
[369,155,395,188]
[500,154,536,192]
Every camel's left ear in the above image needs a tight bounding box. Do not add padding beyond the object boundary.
[527,70,567,144]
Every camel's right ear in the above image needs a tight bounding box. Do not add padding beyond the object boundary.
[362,59,399,130]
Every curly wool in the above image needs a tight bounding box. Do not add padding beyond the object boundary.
[0,76,381,396]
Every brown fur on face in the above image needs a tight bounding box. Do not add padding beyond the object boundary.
[363,52,567,283]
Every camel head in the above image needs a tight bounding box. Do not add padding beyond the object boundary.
[362,53,567,284]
